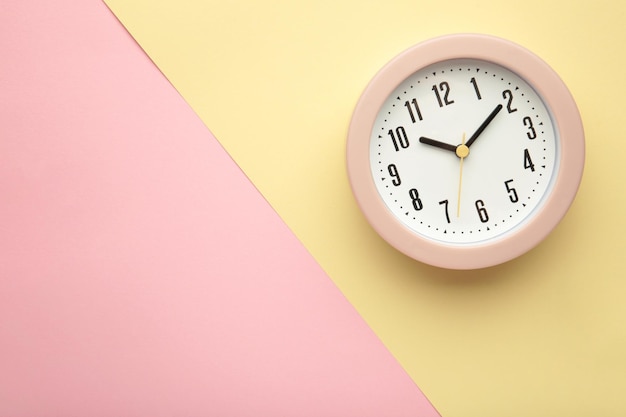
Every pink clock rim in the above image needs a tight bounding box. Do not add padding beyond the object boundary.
[346,34,585,270]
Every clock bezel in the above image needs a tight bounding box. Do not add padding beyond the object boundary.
[346,34,585,269]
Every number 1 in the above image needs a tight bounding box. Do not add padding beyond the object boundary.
[470,77,482,100]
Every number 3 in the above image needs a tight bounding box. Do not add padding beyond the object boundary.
[523,116,537,139]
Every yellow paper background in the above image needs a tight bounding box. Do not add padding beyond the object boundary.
[104,0,626,415]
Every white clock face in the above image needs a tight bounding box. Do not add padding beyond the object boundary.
[369,58,559,245]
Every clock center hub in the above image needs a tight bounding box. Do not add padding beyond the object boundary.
[456,144,470,158]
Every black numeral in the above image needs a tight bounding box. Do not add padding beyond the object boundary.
[504,179,519,203]
[387,126,410,151]
[475,199,489,223]
[470,77,482,100]
[432,82,454,107]
[523,116,537,139]
[502,90,517,113]
[439,199,450,224]
[524,148,535,172]
[409,189,423,211]
[388,164,401,186]
[404,98,423,123]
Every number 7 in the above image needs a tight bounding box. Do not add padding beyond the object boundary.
[439,199,451,224]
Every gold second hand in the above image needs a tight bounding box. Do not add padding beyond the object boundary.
[456,132,469,218]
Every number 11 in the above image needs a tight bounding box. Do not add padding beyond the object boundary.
[404,98,423,123]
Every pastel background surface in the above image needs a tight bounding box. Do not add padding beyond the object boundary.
[0,1,439,416]
[105,1,626,416]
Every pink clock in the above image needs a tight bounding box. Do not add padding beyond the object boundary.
[347,34,585,269]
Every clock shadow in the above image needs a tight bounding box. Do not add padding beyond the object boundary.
[410,254,525,286]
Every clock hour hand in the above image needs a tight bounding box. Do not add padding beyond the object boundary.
[418,136,457,153]
[465,104,503,148]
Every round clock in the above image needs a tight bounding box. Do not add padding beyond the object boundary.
[346,34,585,269]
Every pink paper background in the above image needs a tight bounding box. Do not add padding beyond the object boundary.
[0,1,438,415]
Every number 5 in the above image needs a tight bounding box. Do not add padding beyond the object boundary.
[504,179,519,203]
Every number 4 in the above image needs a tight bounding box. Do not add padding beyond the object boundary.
[524,148,535,172]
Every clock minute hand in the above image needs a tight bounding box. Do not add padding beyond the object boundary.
[418,136,457,153]
[465,104,503,148]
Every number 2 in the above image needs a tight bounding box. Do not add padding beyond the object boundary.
[502,89,517,113]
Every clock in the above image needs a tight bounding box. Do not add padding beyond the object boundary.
[346,34,585,269]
